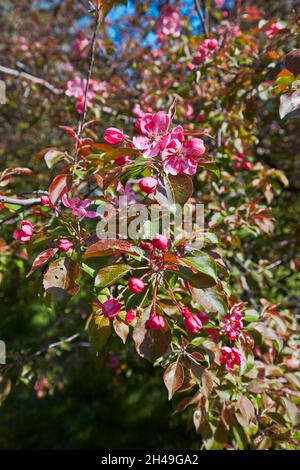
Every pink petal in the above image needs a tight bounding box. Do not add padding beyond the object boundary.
[150,111,170,134]
[132,135,150,150]
[62,194,72,209]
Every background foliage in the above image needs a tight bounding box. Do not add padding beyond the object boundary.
[0,0,299,450]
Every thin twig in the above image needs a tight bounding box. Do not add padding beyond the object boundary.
[32,333,81,358]
[194,0,208,38]
[73,3,101,169]
[0,65,62,95]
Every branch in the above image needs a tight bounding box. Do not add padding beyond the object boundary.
[0,65,62,95]
[73,4,101,167]
[0,196,42,206]
[194,0,208,38]
[32,333,81,358]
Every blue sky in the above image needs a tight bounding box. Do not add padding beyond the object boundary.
[106,0,236,46]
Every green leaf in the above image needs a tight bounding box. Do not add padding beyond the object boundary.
[88,315,111,352]
[243,309,260,322]
[181,254,217,282]
[95,264,131,287]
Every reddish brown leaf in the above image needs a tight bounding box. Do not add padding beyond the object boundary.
[27,248,58,277]
[43,258,80,300]
[113,317,129,344]
[84,238,139,258]
[48,174,73,206]
[163,362,184,400]
[133,309,172,362]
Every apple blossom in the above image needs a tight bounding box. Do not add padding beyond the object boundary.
[62,195,98,218]
[220,346,242,372]
[133,111,170,157]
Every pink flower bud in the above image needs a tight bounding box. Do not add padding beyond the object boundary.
[235,162,242,170]
[186,62,194,71]
[115,156,129,166]
[146,315,166,330]
[152,233,169,252]
[140,241,154,252]
[204,38,218,51]
[41,195,50,206]
[102,299,122,318]
[104,127,124,145]
[197,310,209,325]
[58,238,73,252]
[243,160,252,171]
[13,220,33,242]
[139,177,158,194]
[125,309,136,324]
[128,277,145,294]
[184,314,202,334]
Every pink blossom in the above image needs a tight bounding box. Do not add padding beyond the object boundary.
[66,77,88,99]
[72,30,89,58]
[139,177,158,194]
[183,103,194,120]
[13,220,33,242]
[220,346,242,371]
[102,299,122,318]
[65,77,94,114]
[155,6,182,38]
[128,277,145,294]
[266,22,283,38]
[104,127,124,145]
[222,302,244,342]
[133,111,170,157]
[146,315,166,330]
[161,126,205,176]
[204,39,218,51]
[58,239,73,253]
[152,233,169,252]
[125,310,136,324]
[62,194,98,218]
[194,38,218,64]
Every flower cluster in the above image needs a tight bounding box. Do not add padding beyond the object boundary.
[222,302,245,341]
[155,6,182,40]
[66,77,110,114]
[193,39,218,64]
[220,346,242,372]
